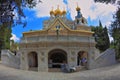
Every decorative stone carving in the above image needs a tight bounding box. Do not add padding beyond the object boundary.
[40,57,45,62]
[71,57,75,61]
[22,52,24,60]
[71,51,75,56]
[41,52,44,56]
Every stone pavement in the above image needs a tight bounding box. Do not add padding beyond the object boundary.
[0,62,120,80]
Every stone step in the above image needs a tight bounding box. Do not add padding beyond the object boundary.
[76,66,87,72]
[48,68,61,72]
[29,67,38,71]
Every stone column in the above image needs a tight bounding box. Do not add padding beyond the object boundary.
[38,51,48,72]
[20,51,29,70]
[87,47,95,69]
[67,50,77,67]
[25,52,29,70]
[67,50,70,66]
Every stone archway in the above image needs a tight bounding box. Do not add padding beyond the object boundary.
[77,51,88,66]
[48,49,67,68]
[28,52,38,71]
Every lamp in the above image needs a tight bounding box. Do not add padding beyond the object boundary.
[56,25,60,39]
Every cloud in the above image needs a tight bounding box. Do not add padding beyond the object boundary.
[33,0,117,26]
[10,33,20,42]
[66,0,117,26]
[108,34,113,42]
[33,0,66,17]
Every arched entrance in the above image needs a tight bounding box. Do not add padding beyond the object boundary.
[48,49,67,68]
[28,52,38,71]
[77,51,88,66]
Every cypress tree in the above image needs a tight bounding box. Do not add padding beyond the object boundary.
[103,26,110,50]
[92,21,110,52]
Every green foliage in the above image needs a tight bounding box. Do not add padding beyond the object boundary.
[91,21,110,52]
[0,0,41,57]
[0,0,41,59]
[94,0,116,4]
[10,40,19,52]
[0,25,12,58]
[0,0,41,27]
[0,25,12,50]
[110,1,120,59]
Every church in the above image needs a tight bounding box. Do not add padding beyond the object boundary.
[19,5,98,72]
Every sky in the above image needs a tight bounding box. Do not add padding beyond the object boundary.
[11,0,117,42]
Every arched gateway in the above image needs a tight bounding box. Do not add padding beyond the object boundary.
[28,52,38,71]
[48,49,67,68]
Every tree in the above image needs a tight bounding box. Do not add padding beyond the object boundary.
[0,25,12,58]
[0,0,41,58]
[92,21,110,52]
[94,0,120,59]
[0,25,12,49]
[103,26,110,49]
[110,9,120,58]
[0,0,41,27]
[10,40,19,52]
[94,0,116,4]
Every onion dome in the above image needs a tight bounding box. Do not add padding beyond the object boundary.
[50,10,54,15]
[62,10,66,15]
[76,3,81,11]
[54,5,62,16]
[50,7,54,15]
[61,8,66,15]
[76,6,80,11]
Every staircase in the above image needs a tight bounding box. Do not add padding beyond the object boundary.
[90,48,117,69]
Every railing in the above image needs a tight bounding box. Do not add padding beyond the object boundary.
[20,35,95,43]
[95,48,115,60]
[90,48,116,69]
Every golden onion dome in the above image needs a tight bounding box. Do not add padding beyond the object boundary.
[62,10,66,15]
[61,7,66,15]
[50,7,54,15]
[76,6,80,11]
[76,3,81,11]
[54,5,61,16]
[50,10,54,15]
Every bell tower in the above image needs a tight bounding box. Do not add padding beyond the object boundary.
[75,3,87,25]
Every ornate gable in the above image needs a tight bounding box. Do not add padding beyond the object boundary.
[46,18,71,35]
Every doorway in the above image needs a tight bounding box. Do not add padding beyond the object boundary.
[48,49,67,68]
[28,52,38,71]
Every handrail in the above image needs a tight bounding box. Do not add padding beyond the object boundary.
[95,48,114,60]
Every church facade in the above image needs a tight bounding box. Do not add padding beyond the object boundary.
[19,5,96,72]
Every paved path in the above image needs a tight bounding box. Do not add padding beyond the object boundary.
[0,62,120,80]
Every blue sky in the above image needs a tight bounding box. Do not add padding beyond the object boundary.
[11,0,117,42]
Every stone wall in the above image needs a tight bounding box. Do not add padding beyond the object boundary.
[1,50,20,69]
